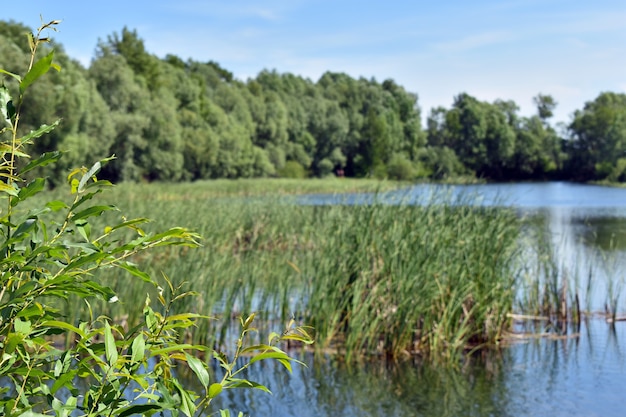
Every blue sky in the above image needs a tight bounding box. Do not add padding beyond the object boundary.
[5,1,626,124]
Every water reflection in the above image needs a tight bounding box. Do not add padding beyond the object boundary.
[198,320,625,417]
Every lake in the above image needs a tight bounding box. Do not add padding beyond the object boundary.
[209,182,626,416]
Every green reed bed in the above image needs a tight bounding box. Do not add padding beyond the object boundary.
[29,181,524,362]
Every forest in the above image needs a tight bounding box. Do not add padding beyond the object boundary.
[2,19,626,184]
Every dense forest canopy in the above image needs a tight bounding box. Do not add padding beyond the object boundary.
[1,20,623,183]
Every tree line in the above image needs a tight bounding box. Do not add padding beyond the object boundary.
[2,20,625,183]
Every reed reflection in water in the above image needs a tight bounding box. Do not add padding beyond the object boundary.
[186,319,624,417]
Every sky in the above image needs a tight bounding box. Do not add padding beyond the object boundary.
[4,1,626,125]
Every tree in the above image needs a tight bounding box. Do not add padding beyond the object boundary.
[103,27,162,90]
[534,93,557,121]
[567,92,626,180]
[442,93,515,179]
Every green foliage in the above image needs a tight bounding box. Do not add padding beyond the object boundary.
[386,153,416,180]
[278,160,307,179]
[567,92,626,181]
[303,200,520,362]
[0,19,312,416]
[6,19,626,184]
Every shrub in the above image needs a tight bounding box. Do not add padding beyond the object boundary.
[0,19,311,417]
[386,153,415,180]
[279,160,307,178]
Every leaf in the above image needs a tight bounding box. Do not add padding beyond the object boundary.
[0,68,21,83]
[107,217,151,234]
[226,378,271,394]
[15,303,43,320]
[248,351,292,372]
[185,353,210,388]
[104,321,118,365]
[20,120,60,142]
[0,143,29,157]
[19,412,50,417]
[62,251,107,272]
[0,181,19,197]
[46,200,69,211]
[76,220,91,241]
[81,280,117,302]
[10,218,37,240]
[117,261,153,284]
[0,86,12,125]
[117,404,163,417]
[172,379,196,417]
[208,382,223,399]
[130,334,145,364]
[78,160,102,193]
[51,370,76,395]
[21,151,63,174]
[149,344,208,357]
[20,50,56,94]
[13,177,45,206]
[14,318,32,335]
[72,205,117,221]
[40,320,88,339]
[144,305,158,333]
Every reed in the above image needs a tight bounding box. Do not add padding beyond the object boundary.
[31,180,615,362]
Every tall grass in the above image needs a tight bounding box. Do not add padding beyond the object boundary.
[29,180,620,362]
[302,200,520,361]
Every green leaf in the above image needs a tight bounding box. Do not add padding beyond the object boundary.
[104,321,118,365]
[149,344,207,357]
[51,370,76,395]
[15,303,43,319]
[144,305,158,333]
[10,218,37,240]
[19,412,50,417]
[22,151,63,175]
[0,181,19,197]
[13,177,45,206]
[72,205,117,221]
[0,68,21,83]
[208,382,223,399]
[14,318,32,335]
[41,320,88,339]
[172,379,196,417]
[185,353,210,388]
[130,334,145,364]
[107,217,151,234]
[117,404,163,417]
[46,200,69,211]
[248,351,292,372]
[20,120,60,142]
[117,261,153,283]
[0,143,29,157]
[226,378,271,394]
[76,220,91,241]
[62,251,107,272]
[81,280,117,302]
[20,50,56,94]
